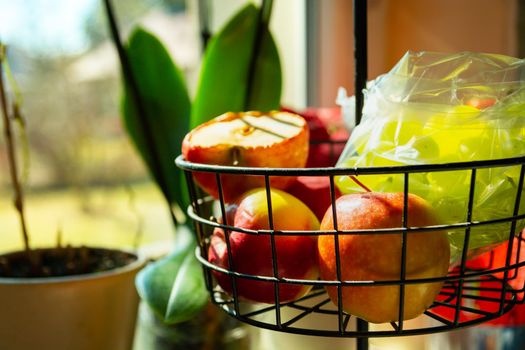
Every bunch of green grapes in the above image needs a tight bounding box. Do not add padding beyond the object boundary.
[338,102,525,262]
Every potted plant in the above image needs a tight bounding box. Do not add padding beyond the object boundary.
[0,44,145,350]
[103,0,281,348]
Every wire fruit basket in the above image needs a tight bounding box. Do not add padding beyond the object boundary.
[176,0,525,346]
[176,153,525,338]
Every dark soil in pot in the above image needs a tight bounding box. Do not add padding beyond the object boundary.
[0,247,137,278]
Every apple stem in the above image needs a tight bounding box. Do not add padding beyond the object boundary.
[231,147,241,166]
[350,175,372,192]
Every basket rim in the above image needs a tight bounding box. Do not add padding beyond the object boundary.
[175,154,525,176]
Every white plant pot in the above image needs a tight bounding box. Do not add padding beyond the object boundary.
[0,249,144,350]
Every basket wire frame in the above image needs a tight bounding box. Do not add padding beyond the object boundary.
[177,153,525,338]
[176,0,525,344]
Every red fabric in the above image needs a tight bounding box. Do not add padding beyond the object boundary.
[468,237,525,326]
[433,237,525,326]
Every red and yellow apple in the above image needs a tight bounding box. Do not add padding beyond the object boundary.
[208,188,320,304]
[318,192,450,323]
[182,111,309,202]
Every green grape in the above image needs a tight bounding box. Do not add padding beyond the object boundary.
[394,135,440,162]
[427,154,468,189]
[426,163,470,239]
[404,173,432,198]
[509,123,525,140]
[505,139,525,157]
[424,105,483,158]
[412,136,440,160]
[474,177,516,220]
[497,129,525,158]
[456,125,524,162]
[435,128,485,159]
[477,127,512,160]
[446,165,525,263]
[477,164,525,218]
[380,119,424,146]
[503,164,523,180]
[449,223,511,264]
[340,100,525,263]
[458,135,492,161]
[434,195,468,224]
[423,104,480,130]
[336,154,402,194]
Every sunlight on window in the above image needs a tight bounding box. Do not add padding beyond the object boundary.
[0,0,192,254]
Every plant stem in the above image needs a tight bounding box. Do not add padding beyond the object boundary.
[350,175,372,192]
[103,0,178,227]
[0,44,31,252]
[244,0,274,110]
[197,0,211,53]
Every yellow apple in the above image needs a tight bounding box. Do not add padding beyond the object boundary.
[208,188,319,303]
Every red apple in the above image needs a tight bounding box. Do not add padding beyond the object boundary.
[182,111,309,202]
[286,176,341,221]
[282,107,349,167]
[318,192,450,323]
[208,188,320,304]
[466,97,496,110]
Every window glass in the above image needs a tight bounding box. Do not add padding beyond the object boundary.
[0,0,196,253]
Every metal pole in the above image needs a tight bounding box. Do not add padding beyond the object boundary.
[354,0,368,127]
[354,0,369,348]
[519,0,525,59]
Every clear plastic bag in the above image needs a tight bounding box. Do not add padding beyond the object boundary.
[336,51,525,262]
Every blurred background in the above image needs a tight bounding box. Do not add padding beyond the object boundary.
[1,1,524,349]
[0,0,523,255]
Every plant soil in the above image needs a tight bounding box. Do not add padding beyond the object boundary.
[0,247,137,278]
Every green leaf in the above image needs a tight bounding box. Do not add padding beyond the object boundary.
[191,3,282,128]
[164,244,208,324]
[122,27,190,212]
[135,225,207,322]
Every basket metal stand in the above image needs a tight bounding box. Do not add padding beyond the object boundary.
[176,155,525,343]
[354,1,368,348]
[176,0,525,349]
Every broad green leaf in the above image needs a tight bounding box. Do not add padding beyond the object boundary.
[191,3,282,127]
[165,244,208,324]
[135,224,207,322]
[247,25,281,110]
[122,27,190,213]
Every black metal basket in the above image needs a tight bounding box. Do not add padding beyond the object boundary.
[176,153,525,338]
[176,0,525,345]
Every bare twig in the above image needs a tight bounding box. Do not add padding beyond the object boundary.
[125,185,144,251]
[0,43,31,253]
[56,223,63,248]
[3,58,30,184]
